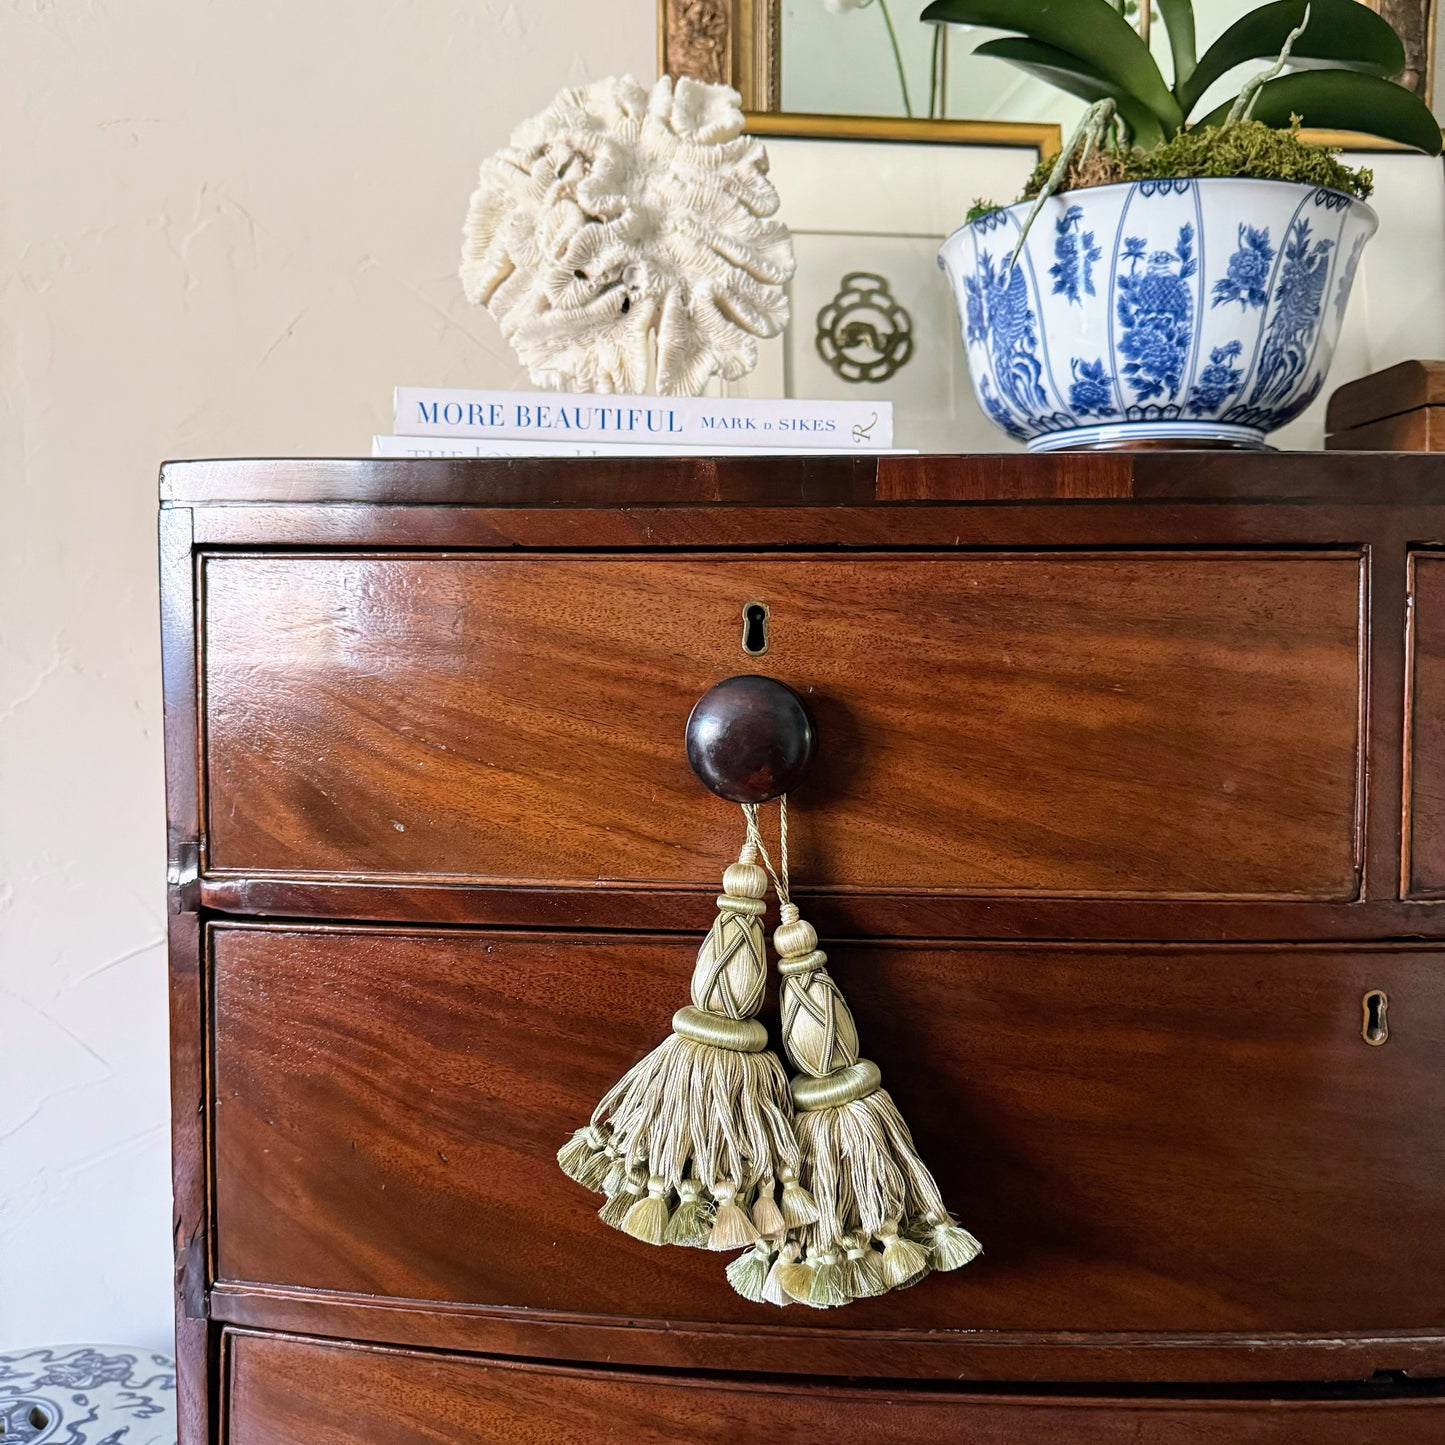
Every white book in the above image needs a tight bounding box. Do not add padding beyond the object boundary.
[392,386,893,450]
[372,435,917,459]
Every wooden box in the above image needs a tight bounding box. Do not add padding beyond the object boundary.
[1326,359,1445,450]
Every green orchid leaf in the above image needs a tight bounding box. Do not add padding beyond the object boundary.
[1179,0,1406,118]
[1156,0,1198,89]
[972,37,1167,146]
[1194,70,1443,154]
[921,0,1182,130]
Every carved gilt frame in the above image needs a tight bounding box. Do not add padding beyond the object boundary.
[658,0,1437,133]
[656,0,1060,152]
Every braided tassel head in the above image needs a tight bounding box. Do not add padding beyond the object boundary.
[558,830,806,1252]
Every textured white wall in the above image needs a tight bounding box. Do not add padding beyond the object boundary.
[2,0,1443,1359]
[0,0,653,1353]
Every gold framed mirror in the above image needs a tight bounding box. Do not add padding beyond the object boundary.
[659,0,1436,144]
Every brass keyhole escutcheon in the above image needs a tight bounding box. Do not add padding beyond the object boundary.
[1362,989,1389,1047]
[741,600,769,657]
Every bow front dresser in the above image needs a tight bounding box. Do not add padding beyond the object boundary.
[161,453,1445,1442]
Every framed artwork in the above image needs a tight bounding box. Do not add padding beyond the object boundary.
[721,134,1047,452]
[659,0,1439,122]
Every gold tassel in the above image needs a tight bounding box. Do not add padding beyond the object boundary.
[774,1248,817,1304]
[621,1175,671,1245]
[805,1246,850,1308]
[910,1211,984,1272]
[600,1147,626,1199]
[777,1163,820,1228]
[599,1171,646,1229]
[841,1233,886,1299]
[708,1183,763,1251]
[556,1124,607,1185]
[726,1240,775,1302]
[876,1223,930,1289]
[762,1240,801,1307]
[663,1177,711,1247]
[758,796,982,1304]
[751,1184,787,1242]
[559,832,805,1250]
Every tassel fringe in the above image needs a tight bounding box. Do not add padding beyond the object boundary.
[599,1174,645,1230]
[841,1234,886,1299]
[726,1241,775,1303]
[762,1242,801,1307]
[751,1187,787,1242]
[708,1188,763,1251]
[620,1178,670,1245]
[664,1178,712,1247]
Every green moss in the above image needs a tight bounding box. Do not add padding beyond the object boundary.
[1021,120,1373,202]
[965,197,1003,223]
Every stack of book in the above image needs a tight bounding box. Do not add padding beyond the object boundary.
[373,386,906,458]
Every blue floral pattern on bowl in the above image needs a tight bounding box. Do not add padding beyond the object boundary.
[938,179,1377,451]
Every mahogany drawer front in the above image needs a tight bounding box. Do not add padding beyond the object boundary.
[223,1332,1445,1445]
[1407,550,1445,896]
[210,925,1445,1370]
[200,551,1364,900]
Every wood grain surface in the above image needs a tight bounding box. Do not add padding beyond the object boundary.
[201,552,1364,899]
[161,455,1445,1440]
[157,450,1445,507]
[1406,550,1445,894]
[210,925,1445,1369]
[223,1332,1445,1445]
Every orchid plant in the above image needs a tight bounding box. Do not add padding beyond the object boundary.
[919,0,1442,154]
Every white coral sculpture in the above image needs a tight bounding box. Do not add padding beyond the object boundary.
[460,74,795,396]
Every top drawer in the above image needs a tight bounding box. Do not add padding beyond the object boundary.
[201,551,1364,899]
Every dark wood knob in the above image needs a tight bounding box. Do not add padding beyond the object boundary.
[685,675,816,804]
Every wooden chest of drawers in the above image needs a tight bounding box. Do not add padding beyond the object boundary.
[161,453,1445,1442]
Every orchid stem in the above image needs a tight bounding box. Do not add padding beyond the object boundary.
[877,0,913,119]
[940,25,949,116]
[928,24,941,119]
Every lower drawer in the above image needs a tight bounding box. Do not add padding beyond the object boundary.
[224,1332,1445,1445]
[209,925,1445,1378]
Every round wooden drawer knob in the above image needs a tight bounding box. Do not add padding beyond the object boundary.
[685,675,816,804]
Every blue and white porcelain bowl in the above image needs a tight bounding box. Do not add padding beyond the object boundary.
[938,177,1377,451]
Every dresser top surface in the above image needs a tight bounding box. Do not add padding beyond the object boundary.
[159,451,1445,508]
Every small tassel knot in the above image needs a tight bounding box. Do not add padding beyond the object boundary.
[842,1233,886,1299]
[620,1174,671,1245]
[556,1124,612,1189]
[762,1240,802,1307]
[600,1147,626,1198]
[773,1245,817,1304]
[707,1181,762,1251]
[726,1240,776,1304]
[600,1171,648,1230]
[920,1213,984,1272]
[876,1221,931,1290]
[751,1182,787,1242]
[777,1164,820,1228]
[664,1176,711,1248]
[805,1247,850,1309]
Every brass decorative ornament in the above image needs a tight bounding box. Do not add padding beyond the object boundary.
[815,272,915,383]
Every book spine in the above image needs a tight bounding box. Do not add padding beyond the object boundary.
[392,387,893,449]
[371,436,915,459]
